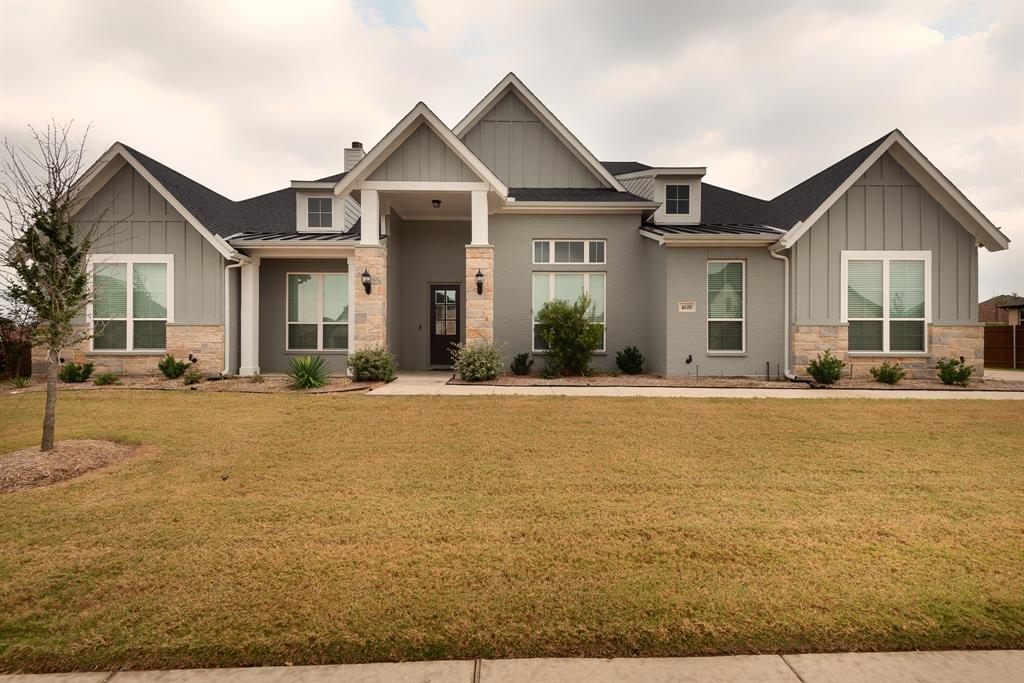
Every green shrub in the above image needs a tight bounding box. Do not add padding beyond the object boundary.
[806,349,846,385]
[347,345,397,382]
[58,361,94,383]
[870,361,906,385]
[535,294,604,377]
[936,356,974,387]
[248,373,265,384]
[452,341,505,382]
[286,355,329,390]
[182,368,204,386]
[93,372,121,386]
[510,352,533,376]
[158,354,191,379]
[11,376,30,389]
[616,346,645,375]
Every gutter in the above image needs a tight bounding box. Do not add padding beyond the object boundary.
[221,254,251,377]
[768,246,799,381]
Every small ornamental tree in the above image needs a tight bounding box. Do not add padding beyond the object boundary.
[1,122,105,451]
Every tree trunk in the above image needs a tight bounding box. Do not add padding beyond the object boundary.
[41,348,58,452]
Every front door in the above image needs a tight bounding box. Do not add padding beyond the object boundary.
[429,284,460,366]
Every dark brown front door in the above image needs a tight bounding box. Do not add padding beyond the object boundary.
[429,284,460,366]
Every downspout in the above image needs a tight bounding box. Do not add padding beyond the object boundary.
[222,260,245,376]
[768,246,798,381]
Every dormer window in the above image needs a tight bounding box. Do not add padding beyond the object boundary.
[666,185,690,215]
[307,197,333,229]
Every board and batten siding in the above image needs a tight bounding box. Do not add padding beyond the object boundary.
[367,123,481,183]
[460,91,603,189]
[791,152,979,325]
[74,164,225,325]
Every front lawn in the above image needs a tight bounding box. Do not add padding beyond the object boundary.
[0,392,1021,672]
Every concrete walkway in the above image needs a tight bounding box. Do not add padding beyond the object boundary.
[368,372,1024,399]
[4,651,1021,682]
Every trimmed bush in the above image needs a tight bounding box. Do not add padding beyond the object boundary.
[286,355,329,390]
[936,356,974,387]
[616,346,645,375]
[182,368,204,386]
[452,341,505,382]
[535,294,604,377]
[11,376,30,389]
[58,361,94,383]
[806,349,846,385]
[870,361,906,385]
[347,345,397,382]
[510,352,533,376]
[158,354,191,379]
[93,372,121,386]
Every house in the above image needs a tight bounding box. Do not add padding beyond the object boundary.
[43,73,1010,380]
[980,295,1024,325]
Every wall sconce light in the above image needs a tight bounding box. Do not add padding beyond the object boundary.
[431,199,441,208]
[475,269,484,295]
[361,269,372,294]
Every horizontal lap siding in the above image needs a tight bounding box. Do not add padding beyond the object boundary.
[792,152,977,325]
[74,164,224,325]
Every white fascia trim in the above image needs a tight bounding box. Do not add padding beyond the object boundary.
[230,246,356,259]
[452,73,627,192]
[333,102,508,198]
[290,181,337,189]
[776,131,1009,252]
[661,236,778,248]
[617,167,707,180]
[499,202,657,214]
[639,230,665,244]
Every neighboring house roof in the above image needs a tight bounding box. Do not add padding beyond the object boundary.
[603,161,652,176]
[982,294,1024,307]
[509,188,651,202]
[1001,302,1024,310]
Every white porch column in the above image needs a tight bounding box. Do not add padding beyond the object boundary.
[471,190,489,245]
[238,256,260,376]
[360,189,380,245]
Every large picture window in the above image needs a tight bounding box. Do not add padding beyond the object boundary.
[531,272,606,352]
[842,251,930,353]
[707,261,745,352]
[287,272,349,351]
[90,255,172,351]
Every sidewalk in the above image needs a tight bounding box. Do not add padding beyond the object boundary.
[368,372,1024,399]
[4,651,1022,682]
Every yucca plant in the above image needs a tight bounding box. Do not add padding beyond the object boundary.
[286,355,329,390]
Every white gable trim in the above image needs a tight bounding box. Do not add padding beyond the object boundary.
[777,131,1009,252]
[333,103,508,198]
[453,73,627,192]
[71,143,238,260]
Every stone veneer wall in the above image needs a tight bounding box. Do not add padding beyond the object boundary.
[32,324,224,376]
[792,324,984,379]
[352,244,387,351]
[465,246,494,343]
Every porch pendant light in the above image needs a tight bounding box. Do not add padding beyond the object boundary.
[361,269,372,294]
[475,269,484,295]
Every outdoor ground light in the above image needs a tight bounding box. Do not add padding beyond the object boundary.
[475,269,484,295]
[361,269,372,294]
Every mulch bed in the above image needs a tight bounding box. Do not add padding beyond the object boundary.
[0,440,138,494]
[5,375,375,395]
[450,372,1024,392]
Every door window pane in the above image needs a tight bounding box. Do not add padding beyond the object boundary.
[890,260,925,318]
[322,274,348,322]
[288,323,317,349]
[94,320,127,350]
[93,263,127,318]
[288,274,317,323]
[708,262,743,319]
[708,321,743,351]
[847,260,883,318]
[849,320,883,351]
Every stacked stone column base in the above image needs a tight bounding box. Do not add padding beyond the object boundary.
[352,244,388,352]
[465,245,494,343]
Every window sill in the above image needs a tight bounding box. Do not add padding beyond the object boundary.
[86,350,166,355]
[706,352,746,357]
[531,351,607,356]
[847,352,929,357]
[284,350,349,355]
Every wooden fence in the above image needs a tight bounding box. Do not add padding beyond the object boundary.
[984,325,1023,369]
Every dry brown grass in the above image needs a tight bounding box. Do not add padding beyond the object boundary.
[0,391,1021,673]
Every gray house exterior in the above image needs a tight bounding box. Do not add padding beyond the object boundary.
[50,73,1009,380]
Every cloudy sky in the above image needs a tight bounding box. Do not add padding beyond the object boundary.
[1,0,1021,295]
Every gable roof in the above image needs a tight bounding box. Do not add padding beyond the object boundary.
[603,161,652,176]
[453,73,627,192]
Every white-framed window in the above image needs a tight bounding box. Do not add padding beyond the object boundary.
[532,239,606,265]
[307,197,333,229]
[531,272,606,352]
[707,260,744,353]
[841,251,931,353]
[666,184,690,215]
[286,272,350,351]
[88,254,174,352]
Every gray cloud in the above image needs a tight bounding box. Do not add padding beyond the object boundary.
[1,0,1020,294]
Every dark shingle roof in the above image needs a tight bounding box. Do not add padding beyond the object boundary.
[644,223,785,237]
[509,188,652,202]
[700,184,773,225]
[602,161,652,175]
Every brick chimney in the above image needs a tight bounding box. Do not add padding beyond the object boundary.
[344,141,364,172]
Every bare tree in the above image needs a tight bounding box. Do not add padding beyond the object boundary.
[1,121,102,451]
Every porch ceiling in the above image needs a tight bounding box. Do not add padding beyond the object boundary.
[384,190,471,221]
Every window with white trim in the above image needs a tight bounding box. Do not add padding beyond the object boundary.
[707,260,744,352]
[90,255,173,351]
[531,272,605,352]
[843,251,930,353]
[287,272,349,351]
[532,240,606,265]
[307,197,333,229]
[666,184,690,215]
